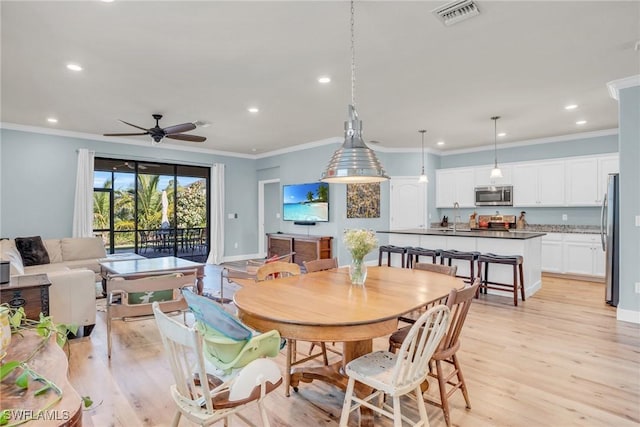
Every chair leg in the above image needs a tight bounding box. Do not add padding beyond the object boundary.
[392,395,402,427]
[285,338,293,397]
[339,377,356,427]
[107,316,112,359]
[416,385,431,427]
[513,265,518,306]
[258,400,271,427]
[452,354,471,410]
[170,410,181,427]
[320,342,329,365]
[435,359,452,427]
[519,264,526,301]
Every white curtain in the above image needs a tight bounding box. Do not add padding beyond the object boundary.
[207,163,225,264]
[72,149,95,237]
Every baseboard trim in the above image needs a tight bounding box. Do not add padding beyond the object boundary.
[617,307,640,324]
[542,272,604,283]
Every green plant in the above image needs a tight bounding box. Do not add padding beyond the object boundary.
[0,306,94,426]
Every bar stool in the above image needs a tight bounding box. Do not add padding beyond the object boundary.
[378,245,408,267]
[439,250,480,284]
[405,247,441,268]
[476,253,525,306]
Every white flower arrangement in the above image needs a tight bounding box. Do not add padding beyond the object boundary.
[343,229,378,261]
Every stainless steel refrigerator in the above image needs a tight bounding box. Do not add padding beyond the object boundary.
[601,173,619,306]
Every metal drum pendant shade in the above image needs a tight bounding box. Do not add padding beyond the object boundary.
[321,105,388,183]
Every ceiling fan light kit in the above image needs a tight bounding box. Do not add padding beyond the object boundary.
[103,114,206,144]
[320,0,389,184]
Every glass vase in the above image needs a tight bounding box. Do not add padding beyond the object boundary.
[349,257,367,285]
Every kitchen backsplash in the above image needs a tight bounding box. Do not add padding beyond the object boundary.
[437,207,601,227]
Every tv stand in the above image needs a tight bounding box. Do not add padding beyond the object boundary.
[267,233,333,267]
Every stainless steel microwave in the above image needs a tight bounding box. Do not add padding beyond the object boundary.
[475,185,513,206]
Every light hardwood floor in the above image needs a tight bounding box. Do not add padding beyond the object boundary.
[68,267,640,426]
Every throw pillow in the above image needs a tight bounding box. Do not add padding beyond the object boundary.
[127,289,175,305]
[15,236,50,267]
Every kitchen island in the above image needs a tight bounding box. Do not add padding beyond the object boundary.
[377,228,546,299]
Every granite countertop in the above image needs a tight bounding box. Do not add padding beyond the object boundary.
[427,223,601,235]
[377,228,546,240]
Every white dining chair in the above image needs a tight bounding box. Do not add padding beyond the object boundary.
[339,304,451,427]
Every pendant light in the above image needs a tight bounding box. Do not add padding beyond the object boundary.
[320,0,389,184]
[490,116,503,179]
[418,130,428,183]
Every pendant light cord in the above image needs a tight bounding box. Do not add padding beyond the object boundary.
[420,129,426,173]
[492,116,500,167]
[350,0,356,108]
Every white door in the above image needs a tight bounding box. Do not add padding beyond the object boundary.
[390,177,427,230]
[258,179,280,257]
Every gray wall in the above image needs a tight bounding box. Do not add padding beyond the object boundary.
[0,129,258,257]
[437,134,618,226]
[617,85,640,316]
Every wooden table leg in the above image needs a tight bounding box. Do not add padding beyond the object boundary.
[196,265,205,294]
[290,339,375,427]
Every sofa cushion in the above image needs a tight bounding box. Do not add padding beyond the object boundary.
[15,236,50,267]
[43,239,63,264]
[2,245,25,276]
[61,237,106,261]
[24,263,70,275]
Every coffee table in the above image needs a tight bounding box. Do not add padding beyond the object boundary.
[99,256,206,294]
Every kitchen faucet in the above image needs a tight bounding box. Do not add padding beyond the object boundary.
[453,202,461,232]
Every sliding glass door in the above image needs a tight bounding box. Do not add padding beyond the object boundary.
[93,159,209,262]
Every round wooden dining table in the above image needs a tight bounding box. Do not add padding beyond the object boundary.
[234,265,464,427]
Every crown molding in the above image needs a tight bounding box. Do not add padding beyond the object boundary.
[607,75,640,100]
[438,128,618,156]
[0,122,256,159]
[0,122,618,160]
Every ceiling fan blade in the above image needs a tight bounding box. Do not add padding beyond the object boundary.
[163,122,196,135]
[166,134,206,143]
[119,120,150,132]
[103,132,150,136]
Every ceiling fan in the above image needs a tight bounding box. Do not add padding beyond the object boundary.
[103,114,206,143]
[112,162,159,171]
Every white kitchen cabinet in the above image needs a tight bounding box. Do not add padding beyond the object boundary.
[541,233,564,273]
[512,161,565,206]
[597,155,619,204]
[566,155,619,206]
[474,165,512,187]
[563,233,605,277]
[435,168,474,208]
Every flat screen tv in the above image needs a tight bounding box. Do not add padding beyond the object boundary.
[283,182,329,222]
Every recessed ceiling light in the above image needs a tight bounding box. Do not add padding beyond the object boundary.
[576,120,587,125]
[497,132,506,137]
[318,76,331,84]
[248,107,259,113]
[66,63,83,72]
[565,104,578,110]
[251,148,257,152]
[193,120,211,128]
[47,117,58,123]
[436,141,445,146]
[101,0,114,3]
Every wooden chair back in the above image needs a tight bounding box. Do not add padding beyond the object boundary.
[256,261,301,281]
[437,278,480,356]
[303,258,338,273]
[414,262,458,276]
[392,305,450,391]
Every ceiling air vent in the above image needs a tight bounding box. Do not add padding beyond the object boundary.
[432,0,480,26]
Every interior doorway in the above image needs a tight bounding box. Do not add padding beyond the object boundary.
[389,176,427,230]
[258,179,280,257]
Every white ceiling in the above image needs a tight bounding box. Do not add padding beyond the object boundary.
[1,1,639,156]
